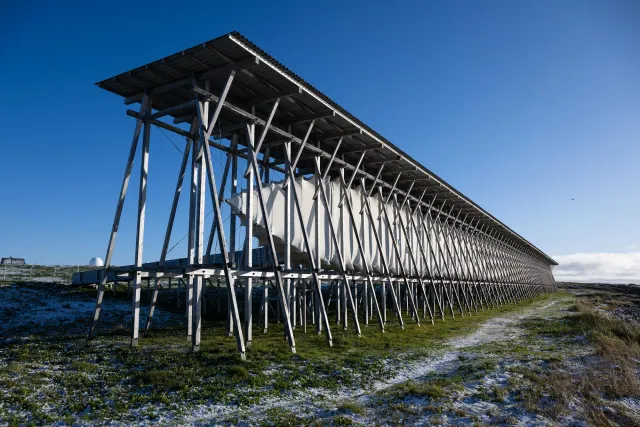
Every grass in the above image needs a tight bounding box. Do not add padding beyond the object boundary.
[368,288,640,425]
[71,360,97,372]
[228,364,250,379]
[337,400,365,415]
[261,407,308,426]
[0,264,98,286]
[0,286,564,425]
[574,301,640,402]
[457,357,496,377]
[491,385,506,403]
[506,292,640,425]
[392,381,448,399]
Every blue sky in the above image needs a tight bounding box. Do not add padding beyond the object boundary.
[1,0,639,281]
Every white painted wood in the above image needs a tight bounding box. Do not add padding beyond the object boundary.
[88,95,149,341]
[245,123,254,346]
[131,100,151,347]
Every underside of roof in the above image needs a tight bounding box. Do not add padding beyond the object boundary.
[96,31,557,266]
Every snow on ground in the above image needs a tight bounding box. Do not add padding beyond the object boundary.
[0,284,182,337]
[41,299,561,426]
[168,298,571,425]
[0,286,598,425]
[359,301,559,399]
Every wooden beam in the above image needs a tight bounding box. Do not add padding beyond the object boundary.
[339,144,383,156]
[126,110,286,174]
[124,57,258,105]
[386,166,419,175]
[280,110,335,126]
[320,129,362,141]
[367,156,401,166]
[148,100,196,120]
[248,87,301,105]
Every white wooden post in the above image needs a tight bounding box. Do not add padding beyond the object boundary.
[131,98,151,347]
[227,138,238,337]
[192,82,209,352]
[245,124,254,346]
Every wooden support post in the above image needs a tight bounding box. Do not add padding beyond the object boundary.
[194,75,247,358]
[88,95,149,341]
[244,124,296,353]
[186,128,198,340]
[356,177,404,329]
[291,280,297,329]
[263,285,268,333]
[280,145,335,343]
[406,204,443,321]
[312,160,372,335]
[382,281,387,324]
[363,276,369,325]
[314,161,322,335]
[341,279,347,330]
[228,137,239,337]
[303,280,307,333]
[420,199,456,318]
[284,140,292,330]
[145,119,196,332]
[131,97,152,347]
[244,129,253,346]
[375,187,421,325]
[192,93,207,351]
[354,283,358,321]
[336,279,341,324]
[390,195,435,324]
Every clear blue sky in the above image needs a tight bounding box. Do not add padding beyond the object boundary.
[1,0,638,273]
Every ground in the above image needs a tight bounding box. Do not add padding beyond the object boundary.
[1,281,639,426]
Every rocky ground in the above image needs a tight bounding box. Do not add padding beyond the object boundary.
[1,282,639,426]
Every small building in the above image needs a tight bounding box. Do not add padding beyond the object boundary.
[1,257,26,265]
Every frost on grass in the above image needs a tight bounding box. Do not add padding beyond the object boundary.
[1,284,638,425]
[0,284,181,337]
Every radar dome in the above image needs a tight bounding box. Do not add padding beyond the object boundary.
[89,257,104,267]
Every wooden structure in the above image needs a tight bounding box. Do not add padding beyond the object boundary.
[76,32,558,359]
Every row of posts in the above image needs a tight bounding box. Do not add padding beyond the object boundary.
[86,82,556,359]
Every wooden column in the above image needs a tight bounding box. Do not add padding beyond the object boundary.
[245,125,254,346]
[131,97,152,347]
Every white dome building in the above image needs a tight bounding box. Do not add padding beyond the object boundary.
[89,257,104,267]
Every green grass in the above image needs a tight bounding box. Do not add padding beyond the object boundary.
[71,360,97,373]
[457,357,496,377]
[261,407,310,426]
[396,381,447,399]
[337,400,365,415]
[228,364,250,379]
[0,289,560,425]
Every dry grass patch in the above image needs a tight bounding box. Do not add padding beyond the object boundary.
[523,296,640,424]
